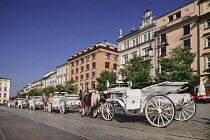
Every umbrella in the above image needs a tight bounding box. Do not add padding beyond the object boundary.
[197,81,206,96]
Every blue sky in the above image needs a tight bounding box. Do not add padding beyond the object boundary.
[0,0,193,97]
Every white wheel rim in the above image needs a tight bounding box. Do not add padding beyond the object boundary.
[174,100,196,121]
[102,103,114,121]
[145,96,175,127]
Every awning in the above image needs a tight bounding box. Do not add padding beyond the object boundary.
[204,82,210,88]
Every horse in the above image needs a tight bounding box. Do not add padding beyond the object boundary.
[80,90,106,118]
[42,96,51,112]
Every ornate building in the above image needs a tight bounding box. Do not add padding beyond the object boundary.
[117,10,156,80]
[199,0,210,95]
[67,41,118,93]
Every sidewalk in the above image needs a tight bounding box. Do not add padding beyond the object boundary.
[0,107,86,140]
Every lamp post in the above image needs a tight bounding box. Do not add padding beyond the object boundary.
[156,36,169,83]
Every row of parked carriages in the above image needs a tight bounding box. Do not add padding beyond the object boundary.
[6,81,197,128]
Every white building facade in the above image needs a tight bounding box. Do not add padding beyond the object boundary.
[117,10,156,80]
[0,77,11,104]
[56,63,69,85]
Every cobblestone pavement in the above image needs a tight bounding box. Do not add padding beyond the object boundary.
[0,103,210,140]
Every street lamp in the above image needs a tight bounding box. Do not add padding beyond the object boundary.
[156,36,169,83]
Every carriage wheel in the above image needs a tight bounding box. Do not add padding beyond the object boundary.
[59,101,66,115]
[174,100,196,121]
[145,95,175,127]
[102,102,115,121]
[48,104,52,113]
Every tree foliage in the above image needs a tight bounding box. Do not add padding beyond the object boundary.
[119,56,153,89]
[159,46,197,84]
[96,71,118,91]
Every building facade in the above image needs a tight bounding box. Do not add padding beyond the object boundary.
[56,63,68,85]
[0,77,11,104]
[155,0,199,90]
[199,0,210,96]
[67,41,118,92]
[117,10,156,80]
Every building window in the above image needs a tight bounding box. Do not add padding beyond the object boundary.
[86,64,89,71]
[4,94,6,97]
[71,62,74,67]
[176,12,181,19]
[184,39,191,47]
[105,52,111,59]
[71,70,74,75]
[183,24,190,35]
[105,62,110,69]
[75,76,78,82]
[92,62,96,69]
[76,60,79,66]
[86,82,89,90]
[124,43,127,50]
[208,57,210,67]
[92,53,96,60]
[148,33,150,40]
[86,55,90,62]
[113,55,118,61]
[76,68,78,74]
[144,49,149,57]
[113,64,117,70]
[144,34,147,42]
[169,15,173,22]
[81,66,84,72]
[161,33,166,43]
[207,18,210,28]
[133,39,135,46]
[208,38,210,47]
[161,47,166,56]
[86,73,89,80]
[4,88,7,91]
[123,55,128,64]
[127,41,129,48]
[81,58,84,64]
[92,81,96,89]
[92,72,96,79]
[80,75,83,81]
[136,37,138,45]
[71,77,74,81]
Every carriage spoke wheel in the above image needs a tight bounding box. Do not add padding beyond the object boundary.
[102,102,115,121]
[174,100,196,121]
[145,95,175,127]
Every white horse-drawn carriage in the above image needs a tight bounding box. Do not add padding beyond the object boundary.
[7,100,17,108]
[47,92,81,114]
[17,98,28,108]
[28,96,44,110]
[99,81,196,127]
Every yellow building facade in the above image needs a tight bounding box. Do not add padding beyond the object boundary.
[0,77,11,104]
[199,0,210,95]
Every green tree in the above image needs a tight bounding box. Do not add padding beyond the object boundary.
[96,71,118,91]
[64,80,76,94]
[40,86,56,97]
[26,89,41,98]
[119,56,153,89]
[159,46,197,84]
